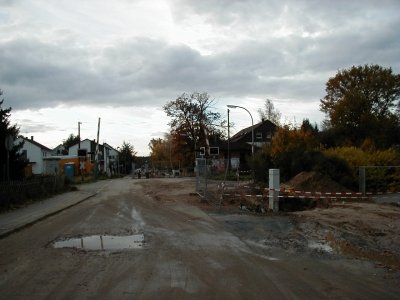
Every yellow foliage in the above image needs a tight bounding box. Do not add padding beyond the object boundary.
[270,125,317,158]
[324,147,400,192]
[324,147,399,168]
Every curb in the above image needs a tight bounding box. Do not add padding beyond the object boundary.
[0,192,97,240]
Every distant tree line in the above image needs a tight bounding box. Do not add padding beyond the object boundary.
[155,65,400,190]
[251,65,400,190]
[2,63,399,188]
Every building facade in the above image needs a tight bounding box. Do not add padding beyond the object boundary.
[16,136,52,175]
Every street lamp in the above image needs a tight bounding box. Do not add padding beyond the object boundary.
[227,105,254,158]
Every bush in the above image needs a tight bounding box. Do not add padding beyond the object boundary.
[270,125,319,180]
[323,147,400,192]
[249,150,273,183]
[312,152,355,189]
[253,123,400,192]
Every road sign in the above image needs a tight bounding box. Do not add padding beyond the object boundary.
[78,149,87,158]
[5,135,13,151]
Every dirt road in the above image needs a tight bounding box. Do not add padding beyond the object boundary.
[0,177,398,299]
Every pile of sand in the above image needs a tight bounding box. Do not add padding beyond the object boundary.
[286,171,351,193]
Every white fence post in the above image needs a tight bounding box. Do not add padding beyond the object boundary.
[269,169,280,212]
[359,166,366,195]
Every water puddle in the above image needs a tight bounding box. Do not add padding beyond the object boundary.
[53,234,144,251]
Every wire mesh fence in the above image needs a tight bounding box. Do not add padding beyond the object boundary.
[195,158,256,207]
[359,166,400,195]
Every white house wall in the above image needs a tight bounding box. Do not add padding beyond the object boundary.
[17,138,51,175]
[69,140,92,156]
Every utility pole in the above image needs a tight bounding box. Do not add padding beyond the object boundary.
[78,121,83,180]
[5,135,13,182]
[94,118,101,178]
[78,121,82,149]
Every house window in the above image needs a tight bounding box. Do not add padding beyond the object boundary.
[266,132,272,139]
[256,132,263,140]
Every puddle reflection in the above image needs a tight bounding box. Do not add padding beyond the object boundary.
[53,234,144,250]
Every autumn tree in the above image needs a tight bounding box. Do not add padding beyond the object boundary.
[118,141,137,174]
[163,92,225,166]
[267,123,353,185]
[0,90,28,181]
[149,136,172,169]
[320,64,400,148]
[149,138,169,163]
[149,134,187,170]
[258,98,281,125]
[269,124,319,179]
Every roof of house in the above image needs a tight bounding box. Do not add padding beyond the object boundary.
[20,136,52,152]
[52,144,65,150]
[103,142,119,152]
[69,139,119,153]
[230,119,277,143]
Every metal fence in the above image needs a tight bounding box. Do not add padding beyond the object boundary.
[195,158,255,206]
[359,166,400,195]
[195,158,226,205]
[195,158,208,199]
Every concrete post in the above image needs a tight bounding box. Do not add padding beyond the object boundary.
[269,169,280,212]
[359,166,366,195]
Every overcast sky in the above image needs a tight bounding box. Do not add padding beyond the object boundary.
[1,0,399,155]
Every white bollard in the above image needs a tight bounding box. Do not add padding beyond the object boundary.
[269,169,280,212]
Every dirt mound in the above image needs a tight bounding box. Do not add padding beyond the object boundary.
[286,171,351,193]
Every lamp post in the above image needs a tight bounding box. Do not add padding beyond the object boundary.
[227,108,230,173]
[116,147,120,176]
[227,105,254,158]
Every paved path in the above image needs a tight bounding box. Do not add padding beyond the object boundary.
[0,188,96,238]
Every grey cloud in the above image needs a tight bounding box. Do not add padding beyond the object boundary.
[1,38,124,109]
[170,0,282,25]
[1,0,399,112]
[170,0,400,28]
[0,0,19,6]
[295,18,400,73]
[15,118,61,133]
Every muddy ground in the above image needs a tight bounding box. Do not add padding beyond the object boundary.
[0,177,399,299]
[143,177,400,272]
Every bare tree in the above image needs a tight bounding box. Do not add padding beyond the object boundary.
[258,99,281,125]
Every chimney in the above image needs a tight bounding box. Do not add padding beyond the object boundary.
[31,136,34,141]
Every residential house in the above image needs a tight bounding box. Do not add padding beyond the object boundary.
[51,144,67,156]
[16,136,52,175]
[221,119,277,169]
[68,139,120,175]
[103,143,119,175]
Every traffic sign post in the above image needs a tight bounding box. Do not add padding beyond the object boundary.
[78,149,87,182]
[5,135,14,182]
[79,158,85,182]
